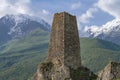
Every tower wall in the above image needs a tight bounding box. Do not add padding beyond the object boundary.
[64,13,81,68]
[48,12,65,63]
[48,12,81,69]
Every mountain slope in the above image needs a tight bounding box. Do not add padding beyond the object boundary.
[80,38,120,72]
[0,30,120,80]
[82,19,120,45]
[0,14,50,45]
[0,29,49,80]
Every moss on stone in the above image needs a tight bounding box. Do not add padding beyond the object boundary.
[40,61,53,72]
[70,67,97,80]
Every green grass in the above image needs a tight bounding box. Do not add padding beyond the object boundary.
[0,29,120,80]
[80,38,120,73]
[0,29,49,80]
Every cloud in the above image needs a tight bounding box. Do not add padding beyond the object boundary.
[0,0,52,24]
[78,0,120,25]
[78,7,98,24]
[0,0,31,17]
[71,2,81,10]
[97,0,120,18]
[33,9,51,24]
[42,9,50,15]
[79,0,120,36]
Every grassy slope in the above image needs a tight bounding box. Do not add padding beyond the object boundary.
[0,29,49,80]
[80,38,120,73]
[0,29,120,80]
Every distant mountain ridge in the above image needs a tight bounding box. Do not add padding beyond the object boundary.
[0,14,50,44]
[1,14,120,46]
[81,19,120,45]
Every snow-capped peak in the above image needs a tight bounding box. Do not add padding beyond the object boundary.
[80,18,120,45]
[1,14,50,27]
[2,14,29,23]
[82,18,120,37]
[0,14,50,39]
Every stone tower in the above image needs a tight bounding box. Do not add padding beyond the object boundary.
[47,12,81,69]
[33,12,97,80]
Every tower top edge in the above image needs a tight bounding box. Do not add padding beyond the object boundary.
[54,12,75,17]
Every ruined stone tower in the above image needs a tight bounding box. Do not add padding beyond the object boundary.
[47,12,81,69]
[33,12,97,80]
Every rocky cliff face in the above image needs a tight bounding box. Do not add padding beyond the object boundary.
[97,62,120,80]
[32,12,97,80]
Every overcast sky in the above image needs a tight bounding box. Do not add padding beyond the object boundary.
[0,0,120,29]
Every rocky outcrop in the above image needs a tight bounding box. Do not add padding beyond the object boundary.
[97,62,120,80]
[33,12,97,80]
[33,61,97,80]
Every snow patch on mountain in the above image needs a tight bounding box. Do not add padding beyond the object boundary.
[82,18,120,37]
[81,18,120,45]
[0,14,50,44]
[1,14,50,36]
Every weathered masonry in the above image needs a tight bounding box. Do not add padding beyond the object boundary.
[47,12,81,69]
